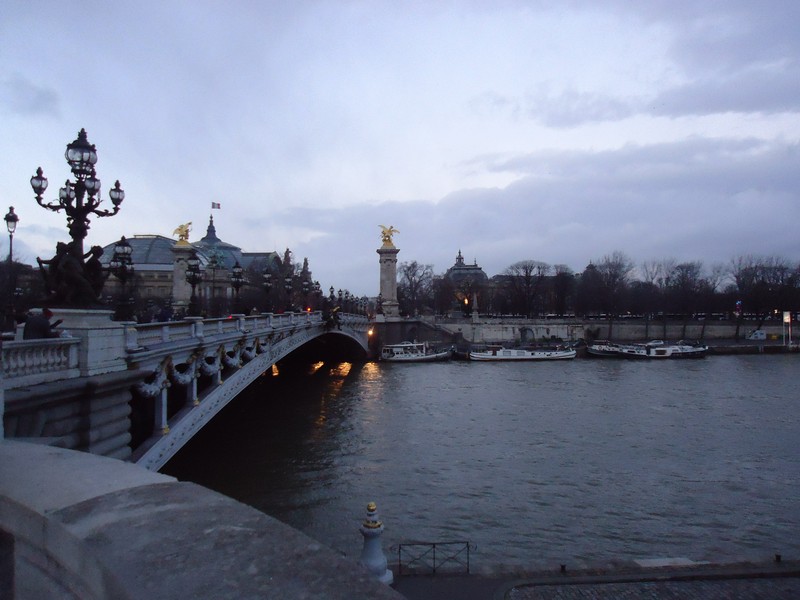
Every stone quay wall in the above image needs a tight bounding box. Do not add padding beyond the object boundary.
[429,317,789,345]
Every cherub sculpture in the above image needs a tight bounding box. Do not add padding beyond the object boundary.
[173,222,192,245]
[379,225,399,248]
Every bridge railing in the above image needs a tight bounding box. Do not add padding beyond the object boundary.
[126,312,324,350]
[1,337,81,387]
[2,311,362,388]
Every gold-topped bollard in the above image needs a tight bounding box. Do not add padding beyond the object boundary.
[358,501,393,585]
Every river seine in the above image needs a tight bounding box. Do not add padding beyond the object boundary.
[163,354,800,572]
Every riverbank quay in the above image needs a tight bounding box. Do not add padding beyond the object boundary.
[392,558,800,599]
[0,440,403,599]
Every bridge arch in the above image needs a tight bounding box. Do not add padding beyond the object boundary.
[132,317,369,471]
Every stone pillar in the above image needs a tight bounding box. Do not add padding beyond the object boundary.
[377,246,400,318]
[48,309,128,377]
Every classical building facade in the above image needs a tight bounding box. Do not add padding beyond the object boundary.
[101,216,281,318]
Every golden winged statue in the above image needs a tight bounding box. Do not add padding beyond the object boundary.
[379,225,399,248]
[173,222,192,246]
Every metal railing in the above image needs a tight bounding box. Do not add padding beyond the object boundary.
[396,541,472,576]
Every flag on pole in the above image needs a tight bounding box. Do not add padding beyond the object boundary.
[211,202,221,209]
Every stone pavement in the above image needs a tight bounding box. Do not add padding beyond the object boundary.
[392,559,800,600]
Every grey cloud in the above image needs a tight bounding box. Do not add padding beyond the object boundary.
[0,74,60,117]
[281,137,799,293]
[649,62,800,116]
[525,87,635,127]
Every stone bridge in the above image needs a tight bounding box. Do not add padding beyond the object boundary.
[2,309,371,471]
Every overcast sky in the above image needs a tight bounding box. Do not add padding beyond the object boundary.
[2,1,798,295]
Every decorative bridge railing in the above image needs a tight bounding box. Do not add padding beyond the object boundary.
[2,310,370,469]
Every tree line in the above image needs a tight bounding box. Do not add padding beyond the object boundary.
[396,251,800,325]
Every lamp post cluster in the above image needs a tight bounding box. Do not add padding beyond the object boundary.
[30,129,125,307]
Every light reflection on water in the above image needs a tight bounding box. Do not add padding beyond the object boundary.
[163,355,800,572]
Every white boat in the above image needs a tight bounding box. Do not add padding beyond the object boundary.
[469,347,576,361]
[618,340,708,359]
[586,340,626,357]
[380,341,452,362]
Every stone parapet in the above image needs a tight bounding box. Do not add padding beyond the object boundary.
[0,440,403,599]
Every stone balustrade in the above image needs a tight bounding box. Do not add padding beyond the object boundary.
[2,311,330,391]
[1,338,81,387]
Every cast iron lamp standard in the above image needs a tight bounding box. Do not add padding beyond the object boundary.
[185,250,203,317]
[302,279,310,311]
[284,275,293,312]
[230,261,244,314]
[30,129,125,306]
[262,269,272,313]
[108,236,134,320]
[4,206,18,265]
[4,206,19,326]
[313,280,322,310]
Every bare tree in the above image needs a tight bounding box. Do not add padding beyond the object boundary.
[397,260,433,316]
[502,260,551,317]
[551,264,574,316]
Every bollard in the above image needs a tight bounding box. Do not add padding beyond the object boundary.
[358,501,393,585]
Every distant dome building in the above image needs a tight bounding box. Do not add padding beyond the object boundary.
[443,250,488,315]
[444,250,488,288]
[192,215,245,269]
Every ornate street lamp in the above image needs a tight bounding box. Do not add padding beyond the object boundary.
[205,251,223,317]
[262,269,272,312]
[4,207,19,326]
[313,280,322,310]
[284,275,293,312]
[109,236,134,320]
[301,278,310,310]
[4,206,18,263]
[230,260,244,314]
[30,129,125,306]
[185,250,202,317]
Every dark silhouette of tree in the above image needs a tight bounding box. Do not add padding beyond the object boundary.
[551,264,575,316]
[397,260,433,316]
[502,260,550,317]
[594,251,634,338]
[575,263,603,318]
[432,276,455,315]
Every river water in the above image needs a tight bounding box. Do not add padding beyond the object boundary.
[163,355,800,572]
